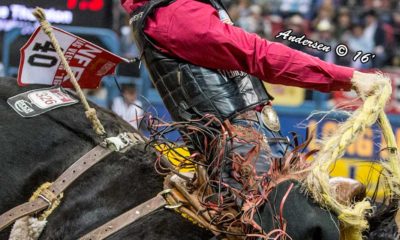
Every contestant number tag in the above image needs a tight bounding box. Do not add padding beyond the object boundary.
[7,87,78,118]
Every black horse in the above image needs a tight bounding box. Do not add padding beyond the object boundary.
[0,77,397,240]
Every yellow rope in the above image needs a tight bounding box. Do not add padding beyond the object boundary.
[304,74,399,240]
[29,182,63,221]
[378,112,400,197]
[32,8,106,137]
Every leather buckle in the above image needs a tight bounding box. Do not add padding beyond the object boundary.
[260,105,281,132]
[159,189,183,209]
[103,132,140,152]
[164,202,183,209]
[37,187,57,210]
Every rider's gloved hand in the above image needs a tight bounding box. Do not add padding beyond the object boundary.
[351,71,389,99]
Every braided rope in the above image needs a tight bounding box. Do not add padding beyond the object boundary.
[305,74,399,240]
[378,111,400,196]
[32,8,106,137]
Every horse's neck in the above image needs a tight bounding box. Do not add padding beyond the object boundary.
[0,77,164,239]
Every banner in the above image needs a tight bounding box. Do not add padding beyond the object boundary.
[264,83,305,106]
[306,119,400,198]
[18,26,126,89]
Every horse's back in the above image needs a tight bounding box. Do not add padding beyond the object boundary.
[0,77,100,210]
[0,77,212,240]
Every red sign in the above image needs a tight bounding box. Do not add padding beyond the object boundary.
[18,26,127,89]
[333,70,400,114]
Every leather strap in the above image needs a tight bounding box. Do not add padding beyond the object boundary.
[79,194,167,240]
[0,145,114,231]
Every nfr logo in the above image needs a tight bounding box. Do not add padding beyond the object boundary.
[67,0,104,11]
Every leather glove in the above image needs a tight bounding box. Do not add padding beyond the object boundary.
[351,71,389,99]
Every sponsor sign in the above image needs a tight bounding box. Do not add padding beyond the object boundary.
[307,119,400,161]
[18,26,126,89]
[7,86,78,117]
[307,119,400,198]
[264,83,305,106]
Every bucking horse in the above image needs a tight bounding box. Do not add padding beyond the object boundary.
[0,77,398,240]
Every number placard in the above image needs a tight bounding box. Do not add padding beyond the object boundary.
[18,26,126,89]
[7,87,78,118]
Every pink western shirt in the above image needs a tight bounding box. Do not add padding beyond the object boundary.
[121,0,354,92]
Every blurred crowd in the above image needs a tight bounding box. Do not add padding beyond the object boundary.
[218,0,400,69]
[115,0,400,74]
[108,0,400,127]
[1,1,399,130]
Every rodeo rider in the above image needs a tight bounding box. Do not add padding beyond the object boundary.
[120,0,385,239]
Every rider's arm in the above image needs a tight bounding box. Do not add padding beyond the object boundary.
[143,0,354,93]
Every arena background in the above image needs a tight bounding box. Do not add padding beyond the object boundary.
[1,0,400,198]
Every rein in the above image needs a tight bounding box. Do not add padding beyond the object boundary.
[305,76,400,240]
[33,7,106,137]
[79,194,167,240]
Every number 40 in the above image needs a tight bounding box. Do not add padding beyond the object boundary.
[27,41,59,68]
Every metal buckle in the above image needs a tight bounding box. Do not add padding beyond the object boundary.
[159,189,183,209]
[37,188,57,210]
[129,12,144,25]
[103,133,135,152]
[38,194,53,209]
[159,189,172,195]
[260,105,281,132]
[164,202,183,209]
